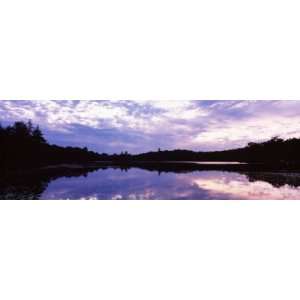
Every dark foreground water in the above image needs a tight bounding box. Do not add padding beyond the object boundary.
[2,165,300,199]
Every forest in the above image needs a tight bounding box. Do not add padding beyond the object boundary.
[130,137,300,163]
[0,121,101,168]
[1,120,300,169]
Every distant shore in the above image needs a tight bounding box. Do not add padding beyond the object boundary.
[39,160,300,173]
[97,161,300,172]
[3,160,300,175]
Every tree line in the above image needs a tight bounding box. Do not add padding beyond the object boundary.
[0,121,101,168]
[1,121,300,169]
[131,137,300,163]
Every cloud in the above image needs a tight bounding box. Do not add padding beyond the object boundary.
[1,100,300,153]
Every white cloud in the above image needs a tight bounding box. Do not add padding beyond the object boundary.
[1,100,300,152]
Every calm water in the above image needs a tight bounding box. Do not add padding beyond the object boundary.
[38,168,300,200]
[2,166,300,199]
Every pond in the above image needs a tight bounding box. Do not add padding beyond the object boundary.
[1,165,299,199]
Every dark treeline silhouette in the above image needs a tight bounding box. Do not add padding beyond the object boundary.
[2,121,300,169]
[126,136,300,163]
[95,160,300,174]
[0,121,101,168]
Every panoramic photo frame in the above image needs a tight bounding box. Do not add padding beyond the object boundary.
[1,100,300,200]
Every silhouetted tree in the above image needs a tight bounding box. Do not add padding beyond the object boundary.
[0,121,103,169]
[12,121,31,139]
[32,125,46,144]
[27,120,34,135]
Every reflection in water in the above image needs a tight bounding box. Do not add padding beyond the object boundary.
[0,166,100,200]
[192,172,300,200]
[1,165,300,199]
[41,170,300,200]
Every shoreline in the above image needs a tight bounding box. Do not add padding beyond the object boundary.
[2,161,300,175]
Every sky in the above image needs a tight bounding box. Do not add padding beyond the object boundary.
[1,100,300,154]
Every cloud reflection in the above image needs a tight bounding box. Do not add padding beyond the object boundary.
[40,168,300,200]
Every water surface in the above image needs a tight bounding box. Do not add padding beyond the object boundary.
[39,168,300,200]
[2,165,300,200]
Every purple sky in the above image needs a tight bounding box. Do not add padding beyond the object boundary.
[1,100,300,154]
